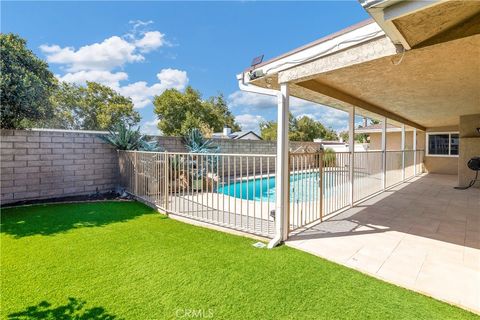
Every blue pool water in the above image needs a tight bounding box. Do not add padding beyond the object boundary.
[217,172,326,202]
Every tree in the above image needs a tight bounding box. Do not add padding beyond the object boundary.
[47,82,140,130]
[260,113,338,142]
[338,130,368,143]
[0,33,57,129]
[339,131,349,142]
[259,120,278,141]
[153,86,240,136]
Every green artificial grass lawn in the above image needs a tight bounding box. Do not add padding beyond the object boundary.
[1,201,477,320]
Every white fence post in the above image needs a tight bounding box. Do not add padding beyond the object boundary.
[382,118,387,189]
[348,107,355,206]
[413,128,417,176]
[164,153,169,210]
[401,124,406,181]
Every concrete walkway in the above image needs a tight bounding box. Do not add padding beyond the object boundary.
[287,174,479,313]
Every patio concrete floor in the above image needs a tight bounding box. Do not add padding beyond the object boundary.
[287,174,480,313]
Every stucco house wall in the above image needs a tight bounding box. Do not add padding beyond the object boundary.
[424,126,459,175]
[368,128,460,175]
[368,131,425,151]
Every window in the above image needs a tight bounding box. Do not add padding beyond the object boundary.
[427,133,459,156]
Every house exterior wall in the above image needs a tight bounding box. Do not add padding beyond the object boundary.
[1,129,119,205]
[423,157,458,175]
[424,126,459,175]
[368,131,424,150]
[458,114,480,188]
[368,129,459,175]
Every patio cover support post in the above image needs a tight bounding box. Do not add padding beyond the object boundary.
[348,107,355,207]
[382,117,387,189]
[268,82,290,249]
[413,128,417,175]
[401,124,406,181]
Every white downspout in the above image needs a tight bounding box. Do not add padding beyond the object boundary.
[268,82,290,249]
[236,73,287,249]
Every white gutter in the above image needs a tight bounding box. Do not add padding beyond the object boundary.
[248,22,385,79]
[236,73,278,97]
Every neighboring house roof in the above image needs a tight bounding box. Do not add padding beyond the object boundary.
[314,140,346,145]
[212,131,262,140]
[355,124,414,134]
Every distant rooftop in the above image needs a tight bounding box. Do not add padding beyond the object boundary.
[355,124,412,133]
[212,130,262,140]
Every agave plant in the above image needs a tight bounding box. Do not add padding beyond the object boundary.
[182,128,220,183]
[183,128,219,153]
[99,122,163,151]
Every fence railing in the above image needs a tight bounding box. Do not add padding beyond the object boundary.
[118,149,425,238]
[119,151,277,237]
[288,150,425,232]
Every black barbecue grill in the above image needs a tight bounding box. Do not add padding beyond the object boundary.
[454,156,480,190]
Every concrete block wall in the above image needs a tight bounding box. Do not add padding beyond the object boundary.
[150,137,322,179]
[1,130,119,205]
[156,136,321,155]
[1,129,323,205]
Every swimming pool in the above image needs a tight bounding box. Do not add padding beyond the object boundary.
[217,172,328,202]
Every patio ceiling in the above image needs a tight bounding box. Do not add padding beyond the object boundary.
[249,33,479,129]
[295,34,480,129]
[361,0,480,49]
[241,1,480,130]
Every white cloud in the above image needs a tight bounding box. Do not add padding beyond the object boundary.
[228,90,313,111]
[40,36,144,72]
[40,22,168,72]
[235,114,265,133]
[42,22,185,110]
[228,91,276,109]
[228,90,352,132]
[57,70,128,87]
[292,105,349,131]
[129,19,154,30]
[135,31,165,53]
[116,68,188,108]
[141,119,161,135]
[57,68,188,109]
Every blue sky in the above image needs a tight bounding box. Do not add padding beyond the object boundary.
[2,1,369,134]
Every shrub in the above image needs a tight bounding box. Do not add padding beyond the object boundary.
[183,128,219,153]
[99,123,163,151]
[323,148,336,167]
